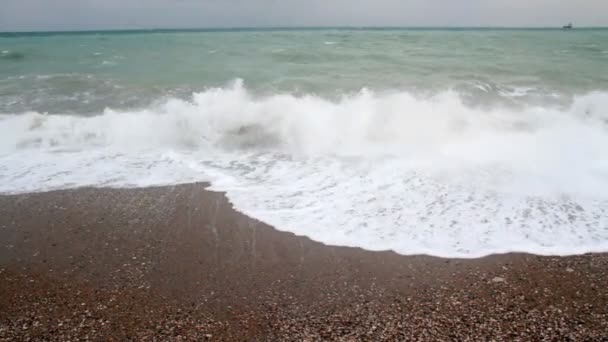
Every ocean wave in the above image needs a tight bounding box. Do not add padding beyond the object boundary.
[3,80,606,162]
[1,80,608,257]
[0,50,25,61]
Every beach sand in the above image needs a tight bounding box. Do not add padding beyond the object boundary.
[0,183,607,340]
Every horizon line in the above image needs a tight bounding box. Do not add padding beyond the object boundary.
[1,25,607,35]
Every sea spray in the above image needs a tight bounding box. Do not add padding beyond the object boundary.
[1,81,608,257]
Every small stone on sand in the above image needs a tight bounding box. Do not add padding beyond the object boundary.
[492,277,506,283]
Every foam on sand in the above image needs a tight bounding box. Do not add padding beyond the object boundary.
[1,80,608,258]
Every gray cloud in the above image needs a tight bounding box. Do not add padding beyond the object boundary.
[1,0,607,31]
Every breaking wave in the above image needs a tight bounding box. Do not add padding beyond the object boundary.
[1,80,608,257]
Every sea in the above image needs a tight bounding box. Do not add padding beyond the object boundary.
[1,28,608,258]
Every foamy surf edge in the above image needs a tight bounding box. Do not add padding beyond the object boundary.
[1,80,608,258]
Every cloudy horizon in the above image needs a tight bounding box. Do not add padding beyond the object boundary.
[1,0,607,32]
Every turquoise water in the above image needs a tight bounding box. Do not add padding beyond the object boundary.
[1,29,608,257]
[2,28,607,113]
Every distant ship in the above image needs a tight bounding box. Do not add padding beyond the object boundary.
[563,23,573,29]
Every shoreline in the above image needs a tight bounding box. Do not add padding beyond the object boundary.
[1,183,607,340]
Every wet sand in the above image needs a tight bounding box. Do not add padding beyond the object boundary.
[0,183,607,340]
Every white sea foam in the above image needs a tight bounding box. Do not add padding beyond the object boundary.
[499,86,537,98]
[1,80,608,258]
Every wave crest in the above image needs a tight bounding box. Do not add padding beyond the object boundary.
[2,81,608,258]
[2,80,608,197]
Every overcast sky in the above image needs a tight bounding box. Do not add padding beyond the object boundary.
[1,0,607,32]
